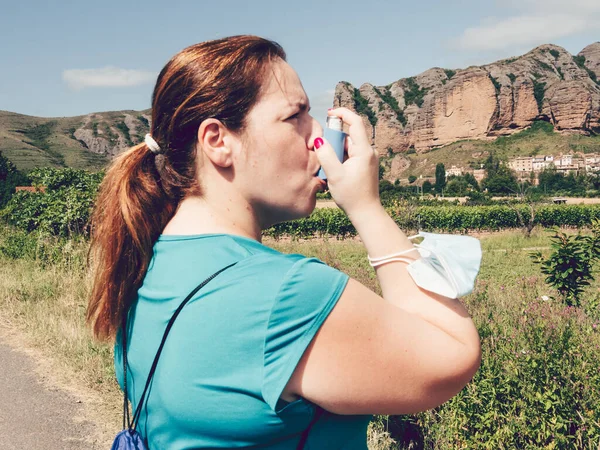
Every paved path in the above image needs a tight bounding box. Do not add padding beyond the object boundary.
[0,339,102,449]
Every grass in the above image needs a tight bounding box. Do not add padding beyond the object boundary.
[0,225,599,448]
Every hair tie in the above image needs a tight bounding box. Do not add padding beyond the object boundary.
[144,134,163,154]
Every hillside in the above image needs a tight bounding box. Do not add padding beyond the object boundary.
[0,109,150,172]
[387,121,600,182]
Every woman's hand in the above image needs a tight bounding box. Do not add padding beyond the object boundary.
[314,107,381,219]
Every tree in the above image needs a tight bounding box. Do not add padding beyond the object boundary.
[464,172,480,191]
[481,165,519,195]
[435,163,446,193]
[408,175,417,184]
[530,225,600,306]
[481,154,518,195]
[422,180,433,193]
[0,152,29,209]
[445,178,469,196]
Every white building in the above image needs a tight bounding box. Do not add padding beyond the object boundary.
[557,155,573,167]
[446,165,463,177]
[532,156,551,171]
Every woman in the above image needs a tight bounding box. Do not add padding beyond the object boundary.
[87,35,481,449]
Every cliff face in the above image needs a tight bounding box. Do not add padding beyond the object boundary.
[334,43,600,164]
[72,111,151,158]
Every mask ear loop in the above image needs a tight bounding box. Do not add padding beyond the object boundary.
[367,234,428,268]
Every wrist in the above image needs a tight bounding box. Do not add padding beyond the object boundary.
[346,202,387,231]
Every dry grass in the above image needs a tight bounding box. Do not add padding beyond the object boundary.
[0,240,119,447]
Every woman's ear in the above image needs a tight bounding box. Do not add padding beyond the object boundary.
[197,119,235,168]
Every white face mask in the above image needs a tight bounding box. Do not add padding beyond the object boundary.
[369,231,482,299]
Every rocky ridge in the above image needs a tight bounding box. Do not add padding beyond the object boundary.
[333,43,600,179]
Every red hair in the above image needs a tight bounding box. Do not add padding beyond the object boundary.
[87,36,286,340]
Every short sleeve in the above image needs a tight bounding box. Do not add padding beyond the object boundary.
[262,257,349,411]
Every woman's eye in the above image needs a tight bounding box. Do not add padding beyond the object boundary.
[286,112,300,121]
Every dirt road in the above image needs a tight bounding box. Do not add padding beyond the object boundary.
[0,337,104,449]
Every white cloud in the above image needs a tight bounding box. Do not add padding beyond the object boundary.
[454,3,600,51]
[62,67,157,90]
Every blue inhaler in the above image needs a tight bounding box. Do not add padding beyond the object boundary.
[317,116,346,180]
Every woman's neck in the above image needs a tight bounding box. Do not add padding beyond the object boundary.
[161,194,263,242]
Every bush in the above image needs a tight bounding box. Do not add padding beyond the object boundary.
[403,78,429,108]
[533,80,547,113]
[352,88,377,127]
[418,293,600,448]
[373,86,406,126]
[0,226,86,266]
[530,223,600,306]
[1,168,103,237]
[264,204,600,238]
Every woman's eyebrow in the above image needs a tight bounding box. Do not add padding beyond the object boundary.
[295,101,310,112]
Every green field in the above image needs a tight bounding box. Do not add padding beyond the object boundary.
[0,226,598,448]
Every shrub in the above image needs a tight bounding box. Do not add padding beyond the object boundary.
[444,69,456,80]
[403,78,429,108]
[533,80,547,113]
[373,86,407,126]
[137,115,149,127]
[489,75,501,94]
[115,120,133,146]
[352,88,377,127]
[536,59,554,72]
[1,168,103,237]
[573,55,586,69]
[530,224,600,306]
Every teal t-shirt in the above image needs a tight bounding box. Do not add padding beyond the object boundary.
[115,234,372,449]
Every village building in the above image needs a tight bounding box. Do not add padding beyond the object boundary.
[508,157,533,173]
[445,165,463,177]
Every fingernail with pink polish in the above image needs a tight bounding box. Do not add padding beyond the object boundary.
[314,137,324,149]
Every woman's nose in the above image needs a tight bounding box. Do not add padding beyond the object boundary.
[309,117,323,148]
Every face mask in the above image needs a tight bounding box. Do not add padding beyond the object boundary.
[369,231,482,299]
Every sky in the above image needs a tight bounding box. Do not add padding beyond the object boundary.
[1,0,599,125]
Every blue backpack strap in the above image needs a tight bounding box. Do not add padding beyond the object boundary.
[296,405,325,450]
[121,262,238,433]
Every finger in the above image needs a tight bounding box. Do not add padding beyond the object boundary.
[314,137,343,181]
[328,107,370,150]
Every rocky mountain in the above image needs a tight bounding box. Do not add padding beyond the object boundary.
[0,109,150,171]
[334,42,600,178]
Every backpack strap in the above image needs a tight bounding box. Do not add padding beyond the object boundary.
[121,262,238,432]
[296,405,325,450]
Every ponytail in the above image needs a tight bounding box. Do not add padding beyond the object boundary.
[87,144,176,340]
[86,35,286,341]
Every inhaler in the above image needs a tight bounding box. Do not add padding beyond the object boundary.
[317,115,346,180]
